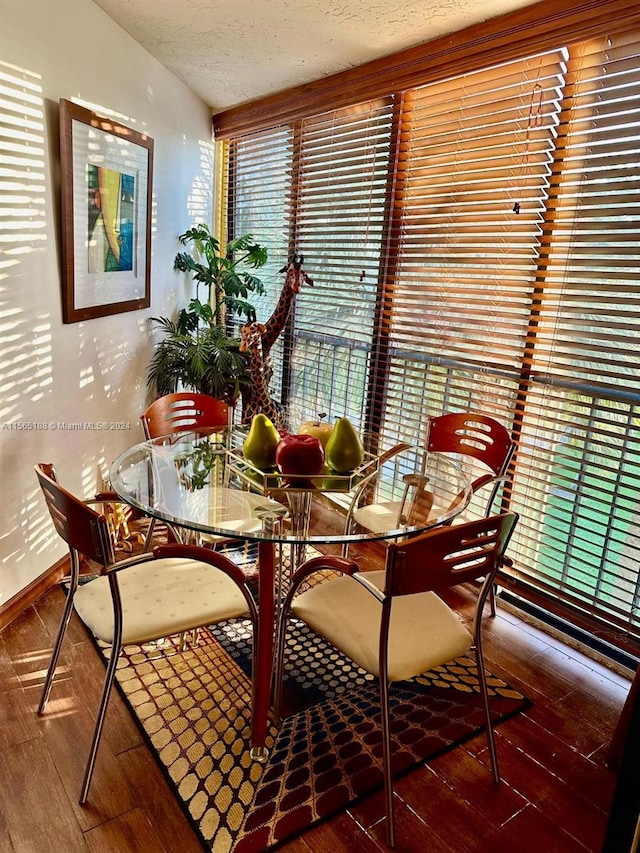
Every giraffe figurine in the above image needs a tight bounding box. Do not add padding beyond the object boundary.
[240,253,313,428]
[239,322,284,427]
[262,253,313,359]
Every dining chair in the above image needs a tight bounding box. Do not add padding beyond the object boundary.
[140,391,232,439]
[426,412,515,519]
[341,441,412,543]
[424,412,515,616]
[346,414,514,537]
[141,391,251,548]
[274,511,519,847]
[35,462,258,803]
[343,413,515,614]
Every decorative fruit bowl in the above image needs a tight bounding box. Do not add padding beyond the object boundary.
[226,427,379,495]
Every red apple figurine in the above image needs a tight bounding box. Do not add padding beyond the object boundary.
[275,433,325,484]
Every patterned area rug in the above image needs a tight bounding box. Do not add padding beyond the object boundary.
[94,541,530,853]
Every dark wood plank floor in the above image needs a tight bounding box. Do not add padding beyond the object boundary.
[0,562,631,852]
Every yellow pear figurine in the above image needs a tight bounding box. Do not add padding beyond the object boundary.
[243,413,280,471]
[325,416,364,473]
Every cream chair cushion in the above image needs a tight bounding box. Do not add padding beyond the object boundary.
[74,558,249,646]
[292,570,472,681]
[352,502,405,534]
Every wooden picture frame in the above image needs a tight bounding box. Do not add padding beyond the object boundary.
[59,99,154,323]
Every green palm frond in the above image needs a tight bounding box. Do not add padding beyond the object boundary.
[147,225,268,403]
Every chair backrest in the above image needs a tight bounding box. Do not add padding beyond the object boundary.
[427,412,514,478]
[384,512,518,598]
[35,463,114,567]
[427,413,515,518]
[141,392,231,439]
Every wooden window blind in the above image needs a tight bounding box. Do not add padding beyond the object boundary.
[506,31,640,647]
[227,99,395,430]
[226,125,293,399]
[220,21,640,655]
[380,50,567,444]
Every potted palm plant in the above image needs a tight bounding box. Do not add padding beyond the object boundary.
[147,224,268,404]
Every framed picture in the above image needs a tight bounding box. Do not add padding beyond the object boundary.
[59,99,154,323]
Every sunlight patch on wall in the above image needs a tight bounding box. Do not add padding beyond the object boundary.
[0,60,54,602]
[0,60,48,421]
[0,66,47,239]
[17,491,51,557]
[82,453,110,498]
[79,364,95,389]
[89,319,150,401]
[187,137,214,221]
[71,97,141,132]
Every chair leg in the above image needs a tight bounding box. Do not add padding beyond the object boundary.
[379,677,396,848]
[79,639,122,804]
[142,516,157,551]
[80,571,124,804]
[178,627,200,651]
[489,582,497,617]
[38,554,79,715]
[475,644,500,783]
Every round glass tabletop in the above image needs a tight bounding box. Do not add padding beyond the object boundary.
[109,428,472,545]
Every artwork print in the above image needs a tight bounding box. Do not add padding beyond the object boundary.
[87,164,135,274]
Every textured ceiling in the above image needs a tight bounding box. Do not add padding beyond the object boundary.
[92,0,543,113]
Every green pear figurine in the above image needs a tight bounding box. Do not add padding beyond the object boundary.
[243,413,280,471]
[325,416,364,473]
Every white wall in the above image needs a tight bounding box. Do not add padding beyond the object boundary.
[0,0,214,605]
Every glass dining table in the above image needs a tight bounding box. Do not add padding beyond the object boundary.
[109,427,472,758]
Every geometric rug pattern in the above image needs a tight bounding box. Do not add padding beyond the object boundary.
[108,618,530,853]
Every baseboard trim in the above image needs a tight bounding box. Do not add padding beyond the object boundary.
[498,589,638,676]
[0,556,70,631]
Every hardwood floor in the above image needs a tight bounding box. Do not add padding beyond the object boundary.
[0,566,631,852]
